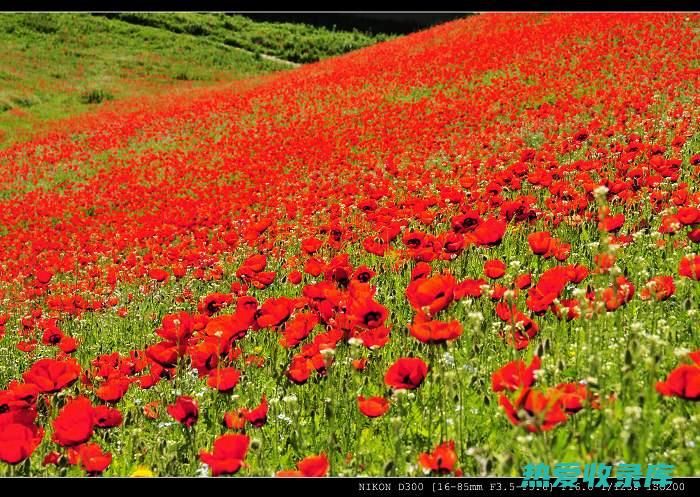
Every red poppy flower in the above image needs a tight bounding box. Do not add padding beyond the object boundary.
[288,270,303,284]
[79,443,112,474]
[287,356,311,384]
[484,259,507,279]
[352,358,368,371]
[357,395,390,418]
[93,405,123,428]
[409,319,462,344]
[199,434,249,476]
[640,276,675,301]
[22,358,81,393]
[418,441,458,475]
[0,423,43,465]
[198,293,234,316]
[550,383,593,413]
[148,268,170,282]
[406,274,456,316]
[35,269,53,285]
[223,410,246,430]
[679,255,700,280]
[52,396,95,447]
[499,388,568,432]
[156,311,194,343]
[256,296,296,328]
[454,278,487,299]
[599,213,625,233]
[348,297,389,330]
[167,396,199,428]
[294,453,330,477]
[491,356,541,392]
[527,232,552,256]
[241,395,268,427]
[384,357,428,390]
[145,341,181,369]
[472,218,507,246]
[95,377,131,403]
[657,364,700,400]
[206,367,242,393]
[301,237,323,254]
[514,273,532,289]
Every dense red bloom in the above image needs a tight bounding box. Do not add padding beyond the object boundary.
[241,395,268,427]
[599,213,625,233]
[199,434,250,476]
[455,278,487,299]
[550,383,592,413]
[419,441,458,475]
[0,423,43,464]
[148,268,170,282]
[679,255,700,280]
[484,259,506,279]
[357,396,390,418]
[280,312,318,349]
[348,296,389,330]
[301,237,323,254]
[384,357,428,390]
[411,262,432,281]
[93,405,123,428]
[287,356,312,384]
[241,254,267,273]
[95,377,131,403]
[198,293,234,316]
[472,218,507,246]
[207,367,242,393]
[514,273,532,289]
[288,270,303,285]
[167,396,199,427]
[223,410,246,430]
[499,388,568,432]
[640,276,675,301]
[409,319,462,344]
[406,274,456,315]
[528,232,552,255]
[491,356,541,392]
[145,341,181,368]
[79,443,112,474]
[657,352,700,400]
[256,296,296,328]
[52,396,95,447]
[296,453,330,477]
[35,269,53,285]
[22,358,81,393]
[602,276,635,311]
[157,311,194,343]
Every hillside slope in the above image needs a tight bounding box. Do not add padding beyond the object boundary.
[0,13,392,146]
[0,14,699,476]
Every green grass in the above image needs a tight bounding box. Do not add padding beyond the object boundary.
[104,13,395,64]
[0,14,324,146]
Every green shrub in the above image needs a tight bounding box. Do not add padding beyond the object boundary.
[79,89,113,104]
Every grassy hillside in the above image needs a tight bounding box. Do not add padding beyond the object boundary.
[105,13,395,64]
[0,14,289,145]
[0,13,392,146]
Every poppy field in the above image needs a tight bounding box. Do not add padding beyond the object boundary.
[0,13,700,477]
